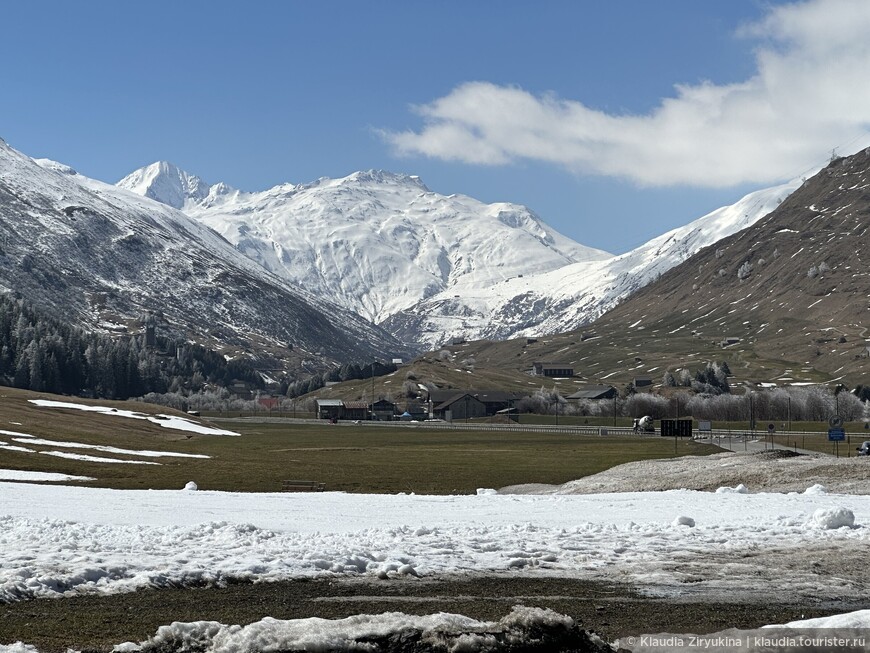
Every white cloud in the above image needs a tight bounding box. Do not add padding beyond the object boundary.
[384,0,870,187]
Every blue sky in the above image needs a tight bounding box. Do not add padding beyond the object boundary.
[3,0,869,254]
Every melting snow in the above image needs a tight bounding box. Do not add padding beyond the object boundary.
[9,436,209,459]
[0,469,95,482]
[28,400,240,436]
[0,476,867,604]
[38,451,162,465]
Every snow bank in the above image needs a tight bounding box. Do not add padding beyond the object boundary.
[778,609,870,628]
[0,644,39,653]
[625,615,870,652]
[546,451,870,495]
[111,607,610,653]
[8,609,870,653]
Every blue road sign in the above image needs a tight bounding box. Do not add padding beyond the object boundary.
[828,428,846,441]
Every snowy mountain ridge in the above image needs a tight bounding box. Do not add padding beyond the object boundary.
[0,139,405,373]
[384,177,802,345]
[118,164,611,327]
[120,161,802,348]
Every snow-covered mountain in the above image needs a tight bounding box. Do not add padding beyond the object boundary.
[121,162,801,348]
[117,161,215,209]
[383,178,802,344]
[118,166,611,326]
[0,138,405,371]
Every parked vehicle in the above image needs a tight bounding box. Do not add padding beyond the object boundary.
[633,416,655,433]
[857,441,870,456]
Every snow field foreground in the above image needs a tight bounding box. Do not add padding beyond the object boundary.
[112,606,612,653]
[0,481,867,605]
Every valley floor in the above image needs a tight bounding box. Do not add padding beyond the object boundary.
[1,451,869,651]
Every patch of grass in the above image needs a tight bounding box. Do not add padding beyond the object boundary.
[0,388,722,494]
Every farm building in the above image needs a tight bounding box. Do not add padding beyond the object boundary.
[567,385,618,401]
[430,392,487,421]
[532,362,575,377]
[427,389,524,417]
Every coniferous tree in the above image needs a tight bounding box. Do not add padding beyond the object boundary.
[0,295,265,400]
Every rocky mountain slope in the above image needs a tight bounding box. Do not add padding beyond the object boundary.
[0,138,406,374]
[120,163,799,349]
[450,148,870,389]
[592,147,870,385]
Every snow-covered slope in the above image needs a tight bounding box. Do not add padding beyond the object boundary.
[120,162,801,348]
[385,179,802,344]
[0,138,405,370]
[118,166,611,327]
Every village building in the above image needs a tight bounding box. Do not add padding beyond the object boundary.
[430,392,487,421]
[370,398,397,421]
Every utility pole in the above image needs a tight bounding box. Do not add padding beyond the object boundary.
[749,392,754,432]
[612,394,617,427]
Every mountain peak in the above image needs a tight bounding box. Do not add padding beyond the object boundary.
[117,161,213,209]
[340,169,430,191]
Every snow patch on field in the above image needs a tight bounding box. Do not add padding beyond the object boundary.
[28,400,240,436]
[0,469,95,482]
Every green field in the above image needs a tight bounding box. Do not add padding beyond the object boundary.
[0,388,722,494]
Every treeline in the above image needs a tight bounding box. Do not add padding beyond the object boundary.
[661,361,731,395]
[285,360,398,398]
[568,386,866,422]
[0,295,263,400]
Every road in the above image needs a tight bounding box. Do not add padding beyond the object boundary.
[699,432,829,456]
